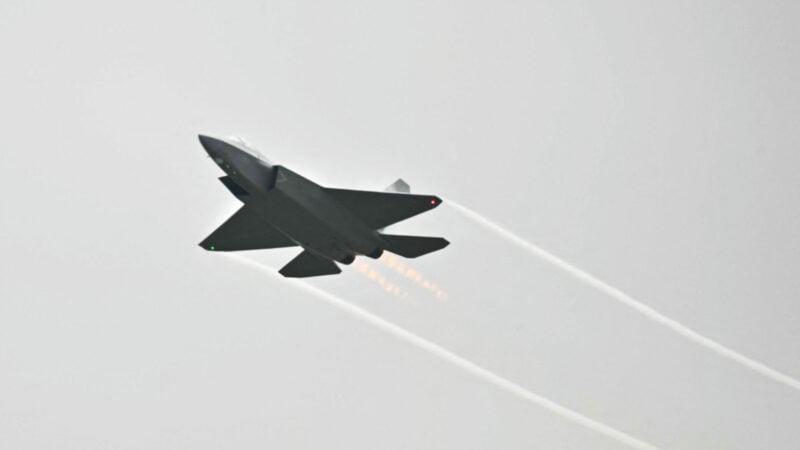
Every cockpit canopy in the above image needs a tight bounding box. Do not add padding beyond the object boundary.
[225,136,271,164]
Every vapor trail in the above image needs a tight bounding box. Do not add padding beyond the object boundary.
[445,199,800,392]
[221,253,660,450]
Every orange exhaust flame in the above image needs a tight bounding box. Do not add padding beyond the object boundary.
[355,260,409,300]
[378,253,448,301]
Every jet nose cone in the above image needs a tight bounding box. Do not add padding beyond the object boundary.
[198,134,225,156]
[199,134,242,167]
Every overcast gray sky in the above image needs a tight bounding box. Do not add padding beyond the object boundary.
[2,1,799,448]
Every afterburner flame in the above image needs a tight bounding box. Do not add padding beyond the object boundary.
[379,253,447,300]
[356,260,407,298]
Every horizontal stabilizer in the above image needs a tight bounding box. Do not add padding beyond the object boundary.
[279,250,342,278]
[324,188,442,230]
[380,234,449,258]
[200,206,297,251]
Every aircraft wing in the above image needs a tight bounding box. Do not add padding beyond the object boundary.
[199,206,297,251]
[324,188,442,230]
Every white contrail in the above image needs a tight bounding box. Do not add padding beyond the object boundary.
[445,199,800,392]
[221,253,660,450]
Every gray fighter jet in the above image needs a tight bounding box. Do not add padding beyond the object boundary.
[198,135,449,277]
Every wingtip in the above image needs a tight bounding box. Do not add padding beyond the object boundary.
[198,240,215,251]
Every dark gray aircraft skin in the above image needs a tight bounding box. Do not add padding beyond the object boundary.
[198,135,449,277]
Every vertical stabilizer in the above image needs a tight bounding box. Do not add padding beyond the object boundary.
[384,179,410,193]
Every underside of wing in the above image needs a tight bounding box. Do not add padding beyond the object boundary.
[324,188,442,230]
[199,206,297,251]
[279,250,341,278]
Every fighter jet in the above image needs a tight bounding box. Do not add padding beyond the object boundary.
[198,135,449,277]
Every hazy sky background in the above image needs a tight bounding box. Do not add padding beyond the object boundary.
[1,1,799,448]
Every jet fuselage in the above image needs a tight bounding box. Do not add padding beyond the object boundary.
[199,135,384,263]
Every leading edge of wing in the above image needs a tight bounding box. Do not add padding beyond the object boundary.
[200,205,297,251]
[324,188,442,230]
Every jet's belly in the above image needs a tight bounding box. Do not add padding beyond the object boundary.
[258,201,352,259]
[249,168,381,260]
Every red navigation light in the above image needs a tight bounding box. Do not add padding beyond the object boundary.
[430,198,437,205]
